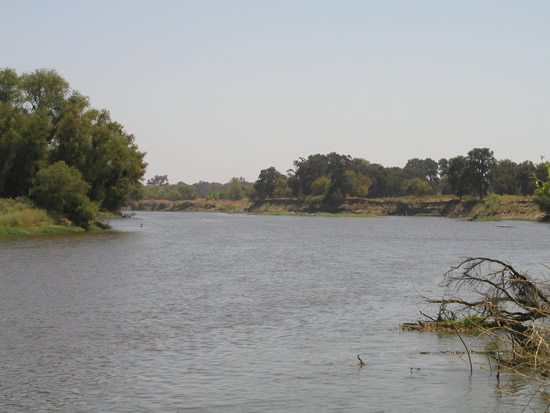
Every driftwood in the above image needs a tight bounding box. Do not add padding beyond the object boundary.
[423,257,550,407]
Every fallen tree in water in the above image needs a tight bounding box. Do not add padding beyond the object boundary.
[416,257,550,407]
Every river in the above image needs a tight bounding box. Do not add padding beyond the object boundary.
[1,213,549,412]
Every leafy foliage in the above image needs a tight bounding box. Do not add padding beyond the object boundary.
[467,148,496,200]
[405,177,433,197]
[30,161,97,229]
[534,161,550,215]
[254,167,283,199]
[147,174,169,186]
[311,175,331,197]
[0,68,147,227]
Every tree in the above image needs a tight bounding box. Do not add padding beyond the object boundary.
[438,158,449,178]
[272,176,292,198]
[311,175,331,197]
[0,68,21,104]
[227,177,244,200]
[516,161,537,196]
[362,163,387,198]
[49,92,93,172]
[147,175,169,186]
[176,183,198,200]
[490,159,518,195]
[447,156,470,199]
[0,108,50,197]
[326,152,352,199]
[406,177,433,197]
[384,167,407,197]
[20,68,69,120]
[254,167,283,199]
[534,161,550,215]
[467,148,496,200]
[0,68,147,212]
[30,161,97,229]
[404,158,439,190]
[84,111,147,211]
[344,170,372,197]
[193,181,223,198]
[291,154,329,196]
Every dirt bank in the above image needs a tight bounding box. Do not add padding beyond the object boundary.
[126,195,544,221]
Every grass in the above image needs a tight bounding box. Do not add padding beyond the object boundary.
[404,315,494,334]
[467,194,541,221]
[0,197,110,236]
[0,225,85,236]
[0,198,53,229]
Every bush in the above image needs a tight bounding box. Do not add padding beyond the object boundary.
[534,161,550,215]
[311,175,330,197]
[30,161,97,229]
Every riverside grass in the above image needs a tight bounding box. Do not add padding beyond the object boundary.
[0,198,99,236]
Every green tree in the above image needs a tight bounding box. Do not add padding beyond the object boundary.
[326,152,352,199]
[254,167,283,199]
[490,159,518,195]
[49,92,93,171]
[344,170,372,197]
[147,175,169,186]
[467,148,496,200]
[404,158,439,191]
[534,161,550,215]
[30,161,97,229]
[0,68,21,104]
[362,163,387,198]
[311,175,331,197]
[227,177,244,200]
[84,111,147,211]
[291,154,329,196]
[20,68,69,120]
[0,69,147,212]
[385,167,407,197]
[176,183,198,200]
[194,181,223,198]
[447,156,470,199]
[406,177,433,197]
[272,176,292,198]
[516,161,537,196]
[438,158,453,195]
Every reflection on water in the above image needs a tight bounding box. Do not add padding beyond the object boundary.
[1,213,549,412]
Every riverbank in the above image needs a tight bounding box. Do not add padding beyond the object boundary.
[126,194,544,221]
[0,198,111,236]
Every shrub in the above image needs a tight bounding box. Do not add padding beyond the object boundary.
[30,161,97,230]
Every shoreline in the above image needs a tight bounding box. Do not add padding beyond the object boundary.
[126,195,544,221]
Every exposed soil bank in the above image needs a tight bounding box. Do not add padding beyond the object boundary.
[126,195,544,221]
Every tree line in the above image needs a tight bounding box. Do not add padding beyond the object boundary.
[0,68,146,228]
[142,176,254,201]
[145,148,550,215]
[253,149,548,202]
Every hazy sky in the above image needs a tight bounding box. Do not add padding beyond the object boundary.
[2,1,549,184]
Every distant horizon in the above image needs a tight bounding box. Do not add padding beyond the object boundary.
[3,1,548,184]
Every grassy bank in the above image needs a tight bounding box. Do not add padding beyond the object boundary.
[126,194,544,221]
[0,198,105,236]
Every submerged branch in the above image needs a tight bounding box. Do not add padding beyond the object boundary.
[412,257,550,408]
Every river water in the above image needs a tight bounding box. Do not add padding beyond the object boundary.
[1,213,549,412]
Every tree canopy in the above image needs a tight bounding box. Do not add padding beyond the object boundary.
[243,149,544,203]
[0,68,147,228]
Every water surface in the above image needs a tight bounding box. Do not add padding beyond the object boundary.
[1,213,549,412]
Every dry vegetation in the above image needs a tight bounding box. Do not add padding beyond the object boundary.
[415,257,550,409]
[0,198,102,235]
[126,194,543,221]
